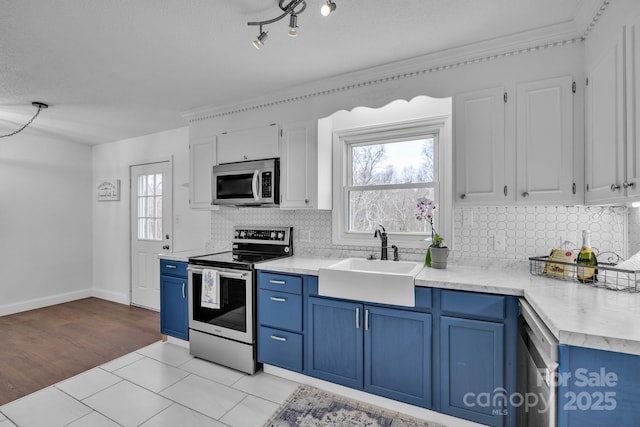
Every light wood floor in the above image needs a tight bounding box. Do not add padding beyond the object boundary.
[0,297,160,405]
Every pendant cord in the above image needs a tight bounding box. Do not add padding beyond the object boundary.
[0,103,47,138]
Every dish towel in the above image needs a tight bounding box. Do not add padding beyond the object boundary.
[201,269,220,309]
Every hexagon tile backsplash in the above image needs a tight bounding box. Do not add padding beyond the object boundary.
[211,205,633,265]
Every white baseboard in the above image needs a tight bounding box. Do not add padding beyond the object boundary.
[91,288,129,305]
[0,288,131,317]
[0,289,93,317]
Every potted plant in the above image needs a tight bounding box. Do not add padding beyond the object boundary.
[416,197,448,269]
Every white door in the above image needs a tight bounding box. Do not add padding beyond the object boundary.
[130,161,172,310]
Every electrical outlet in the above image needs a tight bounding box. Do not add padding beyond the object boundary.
[494,231,506,251]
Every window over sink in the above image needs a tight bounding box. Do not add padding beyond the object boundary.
[329,97,452,249]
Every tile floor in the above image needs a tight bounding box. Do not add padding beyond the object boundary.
[0,341,480,427]
[0,341,298,427]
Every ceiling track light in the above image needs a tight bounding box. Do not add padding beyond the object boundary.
[320,1,336,17]
[0,101,49,139]
[248,0,336,48]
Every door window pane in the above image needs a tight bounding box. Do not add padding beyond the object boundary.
[137,173,163,241]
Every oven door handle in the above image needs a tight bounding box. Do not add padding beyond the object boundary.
[251,170,260,201]
[187,266,248,280]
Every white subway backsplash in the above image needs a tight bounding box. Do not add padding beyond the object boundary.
[211,205,629,264]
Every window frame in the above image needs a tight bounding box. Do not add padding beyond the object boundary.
[332,117,452,249]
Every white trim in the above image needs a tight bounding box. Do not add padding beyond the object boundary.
[0,289,93,317]
[331,117,451,249]
[91,288,129,305]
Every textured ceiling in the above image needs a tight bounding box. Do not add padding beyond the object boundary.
[0,0,598,145]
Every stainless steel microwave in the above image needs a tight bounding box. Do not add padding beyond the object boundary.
[212,158,279,206]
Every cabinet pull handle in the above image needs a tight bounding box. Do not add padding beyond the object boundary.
[355,307,360,329]
[522,191,530,198]
[270,335,287,342]
[269,296,287,302]
[504,185,508,197]
[269,280,286,285]
[460,194,466,200]
[165,265,177,269]
[364,309,369,331]
[611,183,621,192]
[572,182,577,195]
[182,283,186,299]
[624,181,636,189]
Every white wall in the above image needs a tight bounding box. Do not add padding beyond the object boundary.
[0,134,92,315]
[92,127,209,303]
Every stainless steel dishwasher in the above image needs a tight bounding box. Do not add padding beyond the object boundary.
[518,299,559,427]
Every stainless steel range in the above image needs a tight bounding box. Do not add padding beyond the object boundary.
[187,226,292,374]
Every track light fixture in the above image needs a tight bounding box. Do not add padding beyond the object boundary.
[0,101,49,139]
[320,1,337,16]
[253,27,269,49]
[248,0,336,48]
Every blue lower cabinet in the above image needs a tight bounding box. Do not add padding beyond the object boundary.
[307,297,364,389]
[258,326,304,372]
[365,306,432,408]
[306,297,433,407]
[558,345,640,426]
[440,316,505,427]
[160,274,189,340]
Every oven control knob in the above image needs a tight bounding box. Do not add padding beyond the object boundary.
[284,247,290,253]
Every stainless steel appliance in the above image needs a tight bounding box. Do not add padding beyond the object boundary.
[212,158,280,206]
[187,226,292,374]
[518,299,559,427]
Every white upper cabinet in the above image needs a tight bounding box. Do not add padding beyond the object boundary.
[516,76,574,204]
[217,124,279,164]
[585,30,626,204]
[189,136,216,209]
[626,14,640,199]
[280,120,315,209]
[454,87,509,204]
[279,120,331,210]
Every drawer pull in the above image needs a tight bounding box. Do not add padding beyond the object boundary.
[269,279,286,285]
[270,335,287,342]
[165,265,177,269]
[269,296,287,302]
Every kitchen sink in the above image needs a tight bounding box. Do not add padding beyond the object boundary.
[318,258,424,307]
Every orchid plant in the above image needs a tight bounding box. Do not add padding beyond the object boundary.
[416,196,443,248]
[416,196,444,267]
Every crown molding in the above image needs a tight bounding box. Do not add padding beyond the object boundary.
[181,1,610,123]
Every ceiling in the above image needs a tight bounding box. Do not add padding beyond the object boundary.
[0,0,600,145]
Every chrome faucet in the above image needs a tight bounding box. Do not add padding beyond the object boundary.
[373,225,388,260]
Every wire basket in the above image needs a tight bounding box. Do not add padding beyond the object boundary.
[529,254,640,292]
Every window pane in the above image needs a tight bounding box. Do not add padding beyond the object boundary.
[349,187,435,233]
[155,173,163,196]
[351,138,434,186]
[136,173,163,241]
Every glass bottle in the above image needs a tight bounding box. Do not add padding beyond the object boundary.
[576,230,598,283]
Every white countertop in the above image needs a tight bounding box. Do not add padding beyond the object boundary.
[158,249,211,262]
[257,256,640,356]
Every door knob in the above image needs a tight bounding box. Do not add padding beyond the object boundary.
[162,245,170,250]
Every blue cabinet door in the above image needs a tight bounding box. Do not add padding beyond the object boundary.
[440,316,505,427]
[160,275,189,340]
[306,297,363,389]
[558,345,640,426]
[365,305,432,408]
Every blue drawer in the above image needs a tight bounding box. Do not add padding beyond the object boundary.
[258,272,302,295]
[258,326,303,372]
[258,290,303,332]
[160,260,187,278]
[441,290,505,320]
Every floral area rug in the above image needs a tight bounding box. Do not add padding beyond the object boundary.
[264,385,444,427]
